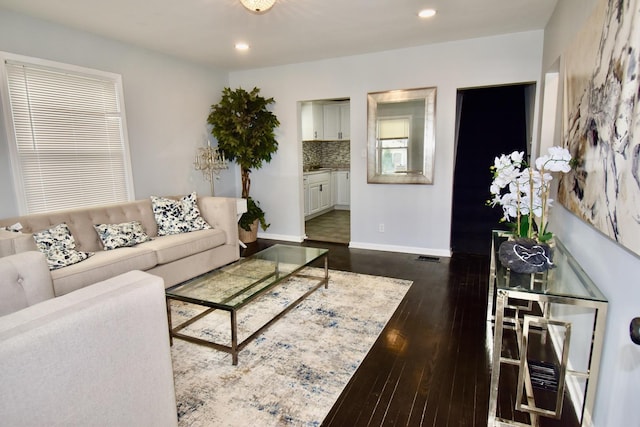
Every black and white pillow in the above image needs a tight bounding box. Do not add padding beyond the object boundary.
[94,221,150,250]
[32,223,93,270]
[151,192,211,236]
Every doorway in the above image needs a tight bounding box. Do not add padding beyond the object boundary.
[451,84,533,255]
[300,98,351,244]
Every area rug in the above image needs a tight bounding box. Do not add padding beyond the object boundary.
[169,267,412,427]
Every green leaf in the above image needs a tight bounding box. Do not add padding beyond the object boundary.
[538,231,554,243]
[239,197,270,231]
[207,87,280,173]
[208,86,280,204]
[518,215,531,238]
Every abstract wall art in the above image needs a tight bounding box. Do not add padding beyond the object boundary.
[559,0,640,256]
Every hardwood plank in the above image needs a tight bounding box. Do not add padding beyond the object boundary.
[241,241,579,427]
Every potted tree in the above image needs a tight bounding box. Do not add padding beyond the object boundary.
[207,87,280,243]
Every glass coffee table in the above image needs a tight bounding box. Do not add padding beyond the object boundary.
[165,244,329,365]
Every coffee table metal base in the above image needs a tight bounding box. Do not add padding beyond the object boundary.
[166,255,328,365]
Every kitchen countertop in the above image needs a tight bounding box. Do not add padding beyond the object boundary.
[303,166,349,174]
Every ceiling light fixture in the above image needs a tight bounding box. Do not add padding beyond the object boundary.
[240,0,276,13]
[235,42,250,51]
[418,9,437,18]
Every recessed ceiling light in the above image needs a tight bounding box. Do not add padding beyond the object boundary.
[418,9,436,18]
[235,42,250,51]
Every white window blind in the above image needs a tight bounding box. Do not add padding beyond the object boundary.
[377,117,410,139]
[2,56,134,214]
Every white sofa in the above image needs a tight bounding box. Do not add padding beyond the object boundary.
[0,195,240,296]
[0,251,178,426]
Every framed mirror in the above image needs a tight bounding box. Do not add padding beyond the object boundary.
[367,87,436,184]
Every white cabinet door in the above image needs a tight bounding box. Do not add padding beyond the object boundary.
[331,172,338,206]
[322,102,349,140]
[334,171,350,206]
[303,177,310,215]
[319,180,331,210]
[301,102,324,140]
[322,103,340,140]
[307,171,331,215]
[310,181,330,212]
[309,183,321,213]
[339,102,350,140]
[301,102,313,140]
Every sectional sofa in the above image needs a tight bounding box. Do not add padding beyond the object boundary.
[0,194,240,296]
[0,250,178,426]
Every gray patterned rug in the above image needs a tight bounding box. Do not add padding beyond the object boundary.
[170,267,412,427]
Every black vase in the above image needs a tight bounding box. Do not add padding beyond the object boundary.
[498,237,554,274]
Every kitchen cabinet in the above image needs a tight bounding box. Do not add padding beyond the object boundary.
[309,185,321,212]
[301,102,324,141]
[323,102,350,140]
[303,176,310,216]
[305,171,331,218]
[332,171,350,207]
[339,103,350,140]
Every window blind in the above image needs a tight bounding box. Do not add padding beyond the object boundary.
[377,117,410,139]
[4,59,133,214]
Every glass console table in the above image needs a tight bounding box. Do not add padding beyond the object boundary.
[488,231,608,426]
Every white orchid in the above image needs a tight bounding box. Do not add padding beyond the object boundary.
[498,192,520,220]
[488,146,572,241]
[535,146,572,173]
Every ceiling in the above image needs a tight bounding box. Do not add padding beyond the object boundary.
[0,0,558,71]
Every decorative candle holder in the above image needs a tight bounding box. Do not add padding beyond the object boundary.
[194,144,228,196]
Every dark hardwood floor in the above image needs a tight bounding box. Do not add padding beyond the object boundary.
[241,240,578,427]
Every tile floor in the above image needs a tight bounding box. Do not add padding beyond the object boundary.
[305,209,350,244]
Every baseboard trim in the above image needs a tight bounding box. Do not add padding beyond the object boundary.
[253,234,451,257]
[257,233,304,243]
[349,241,451,257]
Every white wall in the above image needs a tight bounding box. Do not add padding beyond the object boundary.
[228,31,545,255]
[542,1,640,425]
[0,9,235,218]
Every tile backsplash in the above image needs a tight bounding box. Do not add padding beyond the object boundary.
[303,140,350,169]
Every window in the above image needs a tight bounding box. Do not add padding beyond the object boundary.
[0,52,134,214]
[379,138,409,174]
[376,116,410,174]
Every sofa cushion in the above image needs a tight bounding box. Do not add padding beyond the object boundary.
[32,223,93,270]
[94,221,151,250]
[138,228,226,265]
[50,247,157,296]
[0,251,55,317]
[151,192,211,236]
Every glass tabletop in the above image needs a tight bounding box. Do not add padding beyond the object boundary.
[166,244,328,309]
[492,231,607,302]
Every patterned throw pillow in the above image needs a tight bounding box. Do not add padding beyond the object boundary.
[151,192,211,236]
[94,221,150,250]
[32,223,93,270]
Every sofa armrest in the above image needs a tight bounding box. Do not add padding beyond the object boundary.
[0,270,178,426]
[198,196,239,245]
[0,251,55,316]
[0,230,37,257]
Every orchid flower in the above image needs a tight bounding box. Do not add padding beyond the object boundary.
[488,147,572,241]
